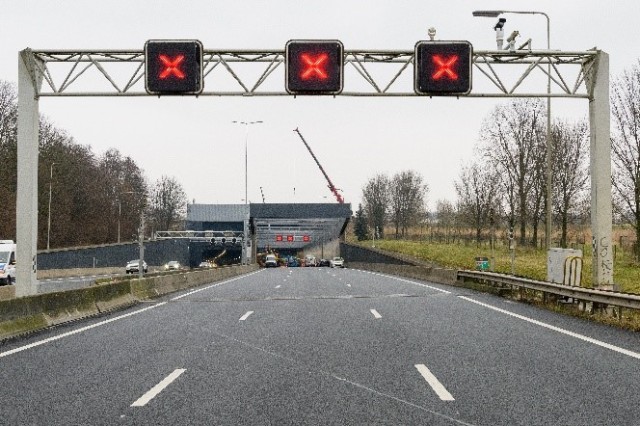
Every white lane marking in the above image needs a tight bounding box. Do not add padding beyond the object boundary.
[171,270,262,301]
[354,269,451,295]
[275,285,281,289]
[415,364,455,401]
[346,284,351,288]
[131,369,186,407]
[239,311,254,321]
[0,302,167,358]
[459,296,640,361]
[370,309,382,319]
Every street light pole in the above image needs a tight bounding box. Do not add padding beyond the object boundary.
[117,199,121,243]
[122,191,146,278]
[472,9,551,249]
[232,120,263,264]
[47,162,55,250]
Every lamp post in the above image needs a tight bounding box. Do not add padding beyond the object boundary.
[472,9,552,249]
[232,120,263,264]
[122,191,146,278]
[117,199,121,243]
[46,162,55,250]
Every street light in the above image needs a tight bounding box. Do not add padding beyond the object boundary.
[232,120,263,264]
[122,191,146,278]
[473,9,552,249]
[46,162,55,250]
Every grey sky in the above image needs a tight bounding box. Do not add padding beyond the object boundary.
[2,1,639,210]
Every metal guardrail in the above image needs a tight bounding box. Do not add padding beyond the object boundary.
[457,270,640,311]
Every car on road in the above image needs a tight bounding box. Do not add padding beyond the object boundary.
[329,257,345,268]
[198,261,215,268]
[264,254,278,268]
[304,255,317,267]
[125,259,148,274]
[318,258,330,267]
[0,239,16,285]
[164,261,181,271]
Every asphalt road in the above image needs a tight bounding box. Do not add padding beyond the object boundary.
[2,267,640,425]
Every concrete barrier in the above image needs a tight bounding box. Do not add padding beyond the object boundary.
[0,265,259,341]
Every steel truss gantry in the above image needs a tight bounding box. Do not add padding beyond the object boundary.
[15,47,612,297]
[22,48,597,97]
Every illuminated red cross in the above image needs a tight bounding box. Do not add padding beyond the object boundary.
[158,54,186,79]
[300,53,329,80]
[431,55,459,80]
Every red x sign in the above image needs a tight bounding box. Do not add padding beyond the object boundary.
[300,53,329,80]
[432,55,459,80]
[159,54,186,79]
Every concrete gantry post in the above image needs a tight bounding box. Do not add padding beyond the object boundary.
[585,51,614,288]
[16,49,43,297]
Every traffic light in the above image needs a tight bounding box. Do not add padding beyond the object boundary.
[286,40,344,95]
[145,39,204,95]
[414,41,472,96]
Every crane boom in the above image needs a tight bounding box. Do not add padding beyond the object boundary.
[293,128,344,204]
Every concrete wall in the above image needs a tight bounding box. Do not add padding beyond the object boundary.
[340,242,431,266]
[37,239,191,270]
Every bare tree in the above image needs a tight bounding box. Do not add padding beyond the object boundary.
[434,199,457,242]
[552,119,590,248]
[362,174,390,239]
[455,163,501,243]
[149,176,187,232]
[611,60,640,257]
[389,170,428,238]
[480,99,546,246]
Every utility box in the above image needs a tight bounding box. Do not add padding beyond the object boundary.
[547,248,583,286]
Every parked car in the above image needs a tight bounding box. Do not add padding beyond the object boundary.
[264,254,278,268]
[125,259,148,274]
[164,261,181,271]
[329,257,345,268]
[318,258,330,267]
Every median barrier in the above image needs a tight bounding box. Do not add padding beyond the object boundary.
[0,264,258,341]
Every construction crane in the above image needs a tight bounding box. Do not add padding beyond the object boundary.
[293,128,344,204]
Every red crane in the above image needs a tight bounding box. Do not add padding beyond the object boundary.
[293,128,344,204]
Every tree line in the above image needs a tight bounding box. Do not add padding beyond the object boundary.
[0,80,187,249]
[355,59,640,258]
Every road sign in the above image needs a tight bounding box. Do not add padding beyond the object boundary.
[414,41,472,96]
[286,40,344,95]
[145,40,203,95]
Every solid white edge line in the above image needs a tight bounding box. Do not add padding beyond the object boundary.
[358,269,451,294]
[131,368,186,407]
[2,271,262,358]
[370,309,382,319]
[170,270,262,301]
[0,302,167,358]
[275,285,281,289]
[458,296,640,360]
[415,364,455,401]
[239,311,254,321]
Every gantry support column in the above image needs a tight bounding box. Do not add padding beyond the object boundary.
[586,51,614,288]
[16,49,42,297]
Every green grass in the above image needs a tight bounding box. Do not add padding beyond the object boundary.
[360,239,640,294]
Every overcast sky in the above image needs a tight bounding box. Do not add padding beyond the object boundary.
[3,1,640,211]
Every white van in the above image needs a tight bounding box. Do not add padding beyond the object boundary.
[0,240,16,285]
